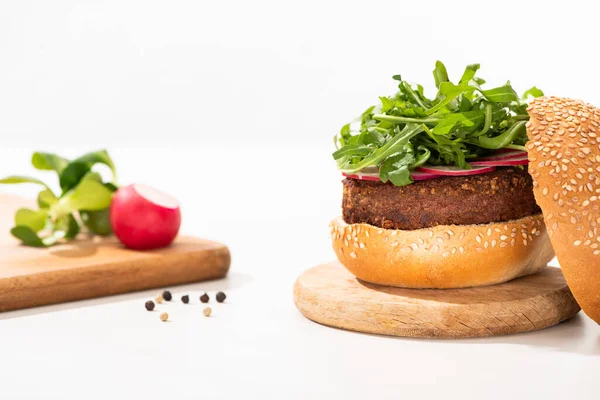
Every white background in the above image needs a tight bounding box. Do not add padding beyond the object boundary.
[1,1,599,399]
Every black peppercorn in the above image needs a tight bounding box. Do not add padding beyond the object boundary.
[216,292,226,303]
[145,301,155,311]
[162,290,172,301]
[181,295,189,304]
[200,293,209,303]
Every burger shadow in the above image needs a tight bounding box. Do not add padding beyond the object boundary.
[455,313,600,356]
[322,312,600,356]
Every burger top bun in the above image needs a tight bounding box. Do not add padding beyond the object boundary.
[527,96,600,324]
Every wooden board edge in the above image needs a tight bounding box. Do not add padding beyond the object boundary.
[293,267,581,339]
[0,245,231,312]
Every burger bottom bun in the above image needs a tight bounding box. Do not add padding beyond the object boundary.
[330,215,555,289]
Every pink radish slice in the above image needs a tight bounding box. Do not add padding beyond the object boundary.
[342,171,441,182]
[342,172,380,181]
[110,184,181,250]
[416,165,496,176]
[470,155,529,167]
[477,149,527,161]
[410,170,442,181]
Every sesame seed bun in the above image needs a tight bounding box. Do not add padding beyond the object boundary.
[526,96,600,324]
[330,215,555,289]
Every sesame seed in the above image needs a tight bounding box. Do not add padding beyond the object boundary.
[350,252,357,259]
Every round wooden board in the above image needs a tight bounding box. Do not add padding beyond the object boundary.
[294,263,581,339]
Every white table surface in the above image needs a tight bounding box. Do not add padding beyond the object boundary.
[0,147,598,400]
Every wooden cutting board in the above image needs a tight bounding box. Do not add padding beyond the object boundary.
[294,262,580,338]
[0,194,230,312]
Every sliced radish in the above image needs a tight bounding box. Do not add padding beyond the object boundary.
[477,149,527,161]
[416,165,496,176]
[110,184,181,250]
[342,172,380,181]
[410,170,442,181]
[470,155,529,167]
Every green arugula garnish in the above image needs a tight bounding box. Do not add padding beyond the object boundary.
[0,150,118,247]
[333,61,543,186]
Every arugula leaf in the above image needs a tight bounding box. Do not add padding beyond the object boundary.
[333,61,540,186]
[379,152,415,186]
[432,61,449,89]
[522,86,544,100]
[459,64,480,84]
[333,145,371,161]
[480,82,519,103]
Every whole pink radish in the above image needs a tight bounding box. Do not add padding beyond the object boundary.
[110,184,181,250]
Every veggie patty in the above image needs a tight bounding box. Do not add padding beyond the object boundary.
[342,167,540,230]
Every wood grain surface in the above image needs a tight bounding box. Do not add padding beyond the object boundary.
[0,194,230,312]
[294,262,580,338]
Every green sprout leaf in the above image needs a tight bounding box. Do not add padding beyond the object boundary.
[31,152,69,174]
[15,208,48,232]
[0,175,51,190]
[59,150,117,193]
[81,209,112,236]
[10,226,46,247]
[5,149,119,247]
[53,178,113,219]
[37,189,58,209]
